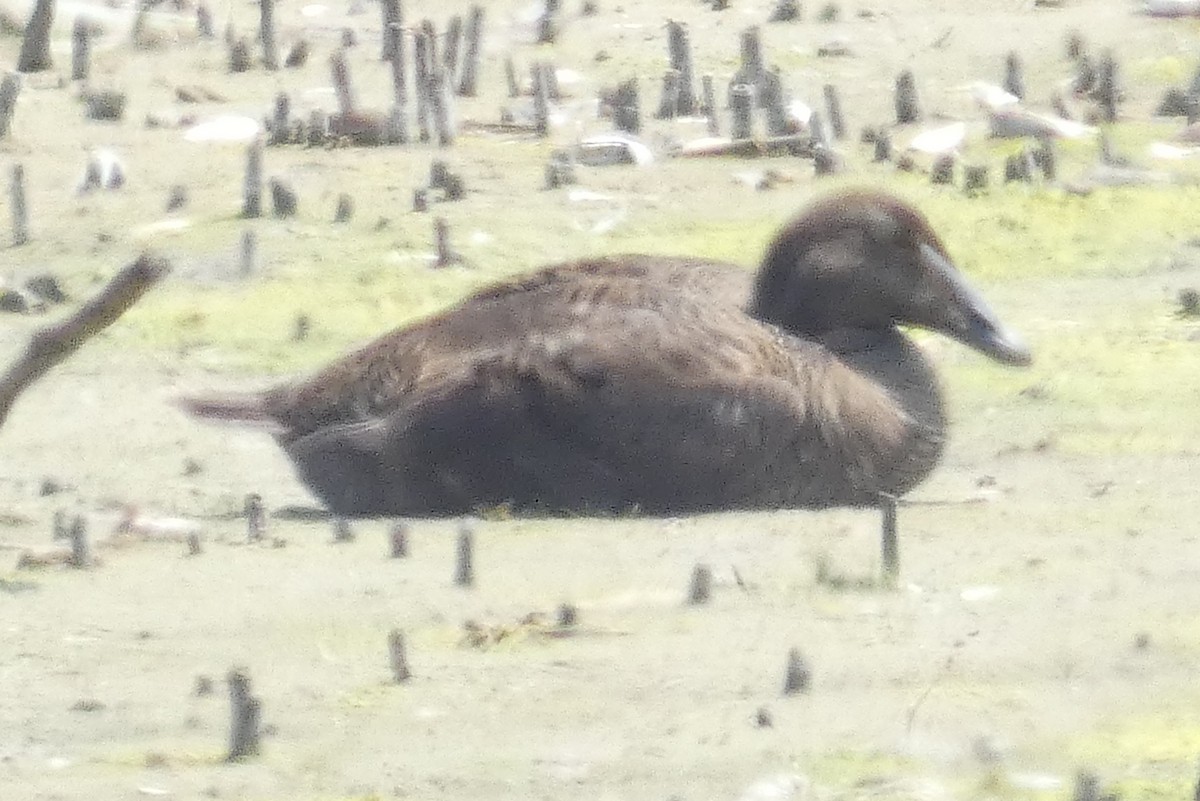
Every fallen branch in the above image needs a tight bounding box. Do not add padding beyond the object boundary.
[0,253,171,430]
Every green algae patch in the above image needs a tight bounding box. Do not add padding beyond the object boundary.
[1064,714,1200,799]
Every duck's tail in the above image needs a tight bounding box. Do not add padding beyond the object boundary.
[173,391,285,433]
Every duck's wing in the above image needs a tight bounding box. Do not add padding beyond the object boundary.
[254,256,753,440]
[281,299,905,518]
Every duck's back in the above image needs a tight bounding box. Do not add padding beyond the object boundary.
[262,255,755,441]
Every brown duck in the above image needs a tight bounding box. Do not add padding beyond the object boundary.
[180,188,1031,520]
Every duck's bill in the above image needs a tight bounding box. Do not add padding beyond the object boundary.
[920,244,1033,367]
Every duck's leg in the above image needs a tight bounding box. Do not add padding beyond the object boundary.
[879,492,899,582]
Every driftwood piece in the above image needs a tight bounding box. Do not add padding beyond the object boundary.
[0,255,170,431]
[17,0,54,73]
[678,133,811,158]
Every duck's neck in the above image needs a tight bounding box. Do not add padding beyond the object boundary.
[805,327,948,502]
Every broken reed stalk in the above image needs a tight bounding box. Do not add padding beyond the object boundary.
[259,0,278,70]
[894,69,921,124]
[556,602,578,627]
[782,647,811,695]
[68,515,91,568]
[71,18,90,82]
[739,26,764,104]
[656,69,681,120]
[702,74,718,135]
[239,229,257,276]
[187,533,203,556]
[1003,51,1025,101]
[880,493,899,581]
[226,668,261,760]
[413,27,431,142]
[330,49,357,117]
[822,84,845,139]
[17,0,54,72]
[443,15,462,86]
[389,522,409,557]
[504,56,519,98]
[687,563,713,605]
[532,62,550,137]
[457,6,484,96]
[388,629,411,682]
[196,3,214,39]
[380,0,402,64]
[665,20,696,115]
[242,139,263,218]
[268,92,290,145]
[245,492,265,541]
[332,518,354,542]
[433,217,460,267]
[334,193,353,223]
[453,522,474,586]
[1096,50,1118,123]
[0,73,21,137]
[0,254,170,431]
[761,69,789,136]
[429,68,454,146]
[729,83,753,139]
[10,164,28,246]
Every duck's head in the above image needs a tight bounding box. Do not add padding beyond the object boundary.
[750,189,1032,367]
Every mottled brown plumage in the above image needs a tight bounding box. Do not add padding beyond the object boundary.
[179,189,1030,518]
